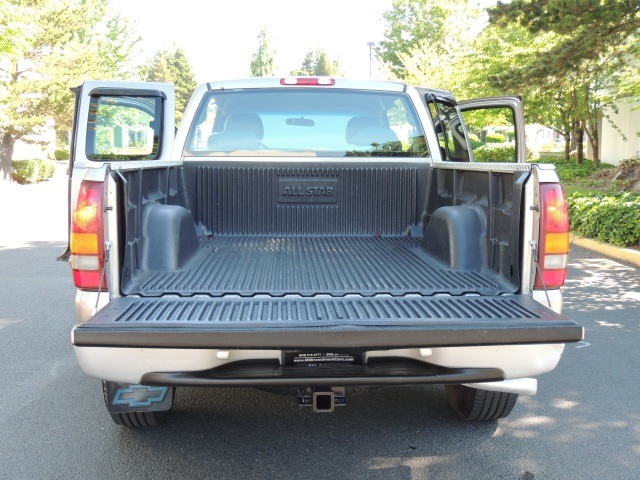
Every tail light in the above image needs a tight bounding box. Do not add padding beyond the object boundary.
[70,181,107,290]
[534,183,569,289]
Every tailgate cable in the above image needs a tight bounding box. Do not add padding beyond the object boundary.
[530,240,552,308]
[92,241,111,316]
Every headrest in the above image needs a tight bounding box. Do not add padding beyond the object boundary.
[351,126,400,149]
[345,116,382,144]
[224,113,264,140]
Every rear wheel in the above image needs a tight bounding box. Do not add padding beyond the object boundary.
[445,384,518,421]
[102,381,175,427]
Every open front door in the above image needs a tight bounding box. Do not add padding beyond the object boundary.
[458,96,527,164]
[72,81,175,171]
[59,81,175,260]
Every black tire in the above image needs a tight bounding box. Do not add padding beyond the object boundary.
[102,381,174,427]
[445,384,518,421]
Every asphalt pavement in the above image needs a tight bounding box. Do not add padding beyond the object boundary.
[0,172,638,479]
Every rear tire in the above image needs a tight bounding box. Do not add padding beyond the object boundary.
[445,384,518,421]
[102,381,174,427]
[108,409,171,427]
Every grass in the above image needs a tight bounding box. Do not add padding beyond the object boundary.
[563,183,600,195]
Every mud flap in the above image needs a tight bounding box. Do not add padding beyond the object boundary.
[104,382,174,414]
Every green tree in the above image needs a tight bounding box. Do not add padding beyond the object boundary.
[488,0,640,165]
[0,1,33,55]
[290,49,341,76]
[489,0,640,80]
[167,48,197,124]
[145,50,172,83]
[378,0,488,85]
[464,22,579,159]
[0,0,139,182]
[144,47,197,125]
[249,28,276,77]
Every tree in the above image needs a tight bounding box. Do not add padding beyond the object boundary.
[249,28,276,77]
[167,48,197,125]
[489,0,640,81]
[0,1,33,56]
[0,0,139,182]
[488,0,640,165]
[464,22,580,159]
[378,0,488,86]
[145,50,172,83]
[290,49,341,76]
[144,47,197,125]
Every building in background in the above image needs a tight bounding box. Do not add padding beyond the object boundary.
[597,100,640,165]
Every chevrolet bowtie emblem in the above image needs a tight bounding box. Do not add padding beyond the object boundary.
[112,385,168,408]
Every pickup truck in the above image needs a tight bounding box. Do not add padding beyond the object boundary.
[65,77,583,426]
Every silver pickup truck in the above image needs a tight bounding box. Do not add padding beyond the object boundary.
[65,77,583,426]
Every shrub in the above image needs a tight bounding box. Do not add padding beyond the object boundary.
[527,148,540,162]
[536,140,561,153]
[37,159,56,181]
[11,160,39,184]
[473,144,514,162]
[11,159,56,184]
[568,192,640,246]
[531,157,614,182]
[473,143,538,163]
[485,133,506,143]
[467,133,484,149]
[54,148,70,161]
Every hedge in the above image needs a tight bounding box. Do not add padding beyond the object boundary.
[567,192,640,246]
[11,159,57,184]
[54,149,70,161]
[534,158,615,182]
[473,143,539,163]
[485,133,506,143]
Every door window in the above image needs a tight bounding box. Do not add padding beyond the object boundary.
[461,107,518,163]
[86,94,163,161]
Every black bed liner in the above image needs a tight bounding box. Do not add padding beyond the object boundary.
[123,236,515,297]
[72,294,583,349]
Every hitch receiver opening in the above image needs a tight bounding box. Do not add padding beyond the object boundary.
[297,387,346,412]
[313,391,335,413]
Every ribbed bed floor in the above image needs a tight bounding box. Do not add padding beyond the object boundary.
[123,236,515,297]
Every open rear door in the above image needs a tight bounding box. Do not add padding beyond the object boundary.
[59,81,175,260]
[458,96,527,164]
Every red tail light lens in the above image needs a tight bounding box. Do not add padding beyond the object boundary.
[70,181,107,290]
[534,183,569,289]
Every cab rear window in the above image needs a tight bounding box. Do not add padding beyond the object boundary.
[184,89,429,158]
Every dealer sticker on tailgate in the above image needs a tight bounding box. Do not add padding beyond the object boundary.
[285,351,361,366]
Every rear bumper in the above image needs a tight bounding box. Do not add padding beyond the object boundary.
[141,359,505,388]
[74,344,567,386]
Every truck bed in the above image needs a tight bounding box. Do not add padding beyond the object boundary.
[118,162,527,299]
[125,235,515,297]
